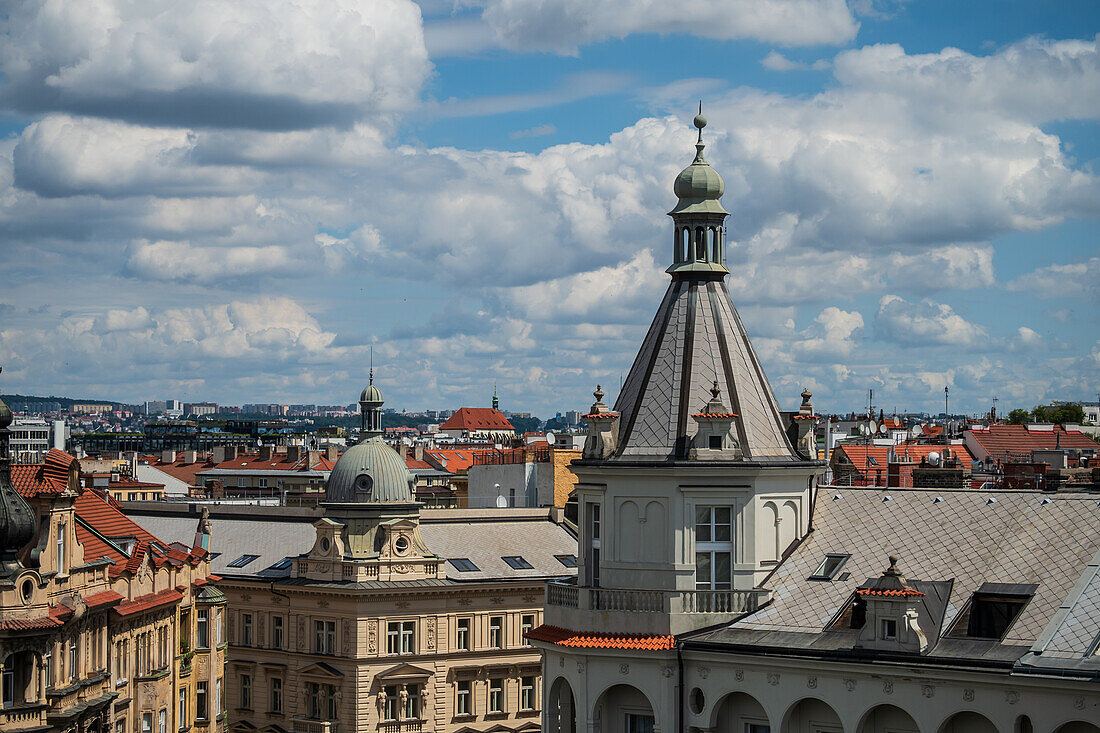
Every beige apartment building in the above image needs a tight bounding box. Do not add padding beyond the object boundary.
[0,396,226,733]
[130,382,577,733]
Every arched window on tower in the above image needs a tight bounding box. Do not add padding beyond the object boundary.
[695,227,705,260]
[706,228,715,262]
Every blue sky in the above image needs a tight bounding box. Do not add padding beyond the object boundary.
[0,0,1097,417]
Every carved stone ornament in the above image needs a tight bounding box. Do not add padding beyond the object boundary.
[1074,698,1085,710]
[1005,690,1019,705]
[767,673,780,686]
[734,669,744,682]
[844,679,856,692]
[963,688,975,702]
[368,619,378,654]
[457,598,472,606]
[576,661,585,673]
[343,620,353,654]
[394,563,413,574]
[297,617,306,652]
[491,597,505,605]
[395,601,410,609]
[883,680,894,695]
[426,617,436,650]
[619,664,629,675]
[921,685,934,699]
[662,667,674,678]
[698,666,709,679]
[807,676,817,689]
[523,595,537,604]
[241,594,251,602]
[559,658,565,668]
[318,600,329,608]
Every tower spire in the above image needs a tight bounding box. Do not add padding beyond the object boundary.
[492,384,499,411]
[668,105,728,275]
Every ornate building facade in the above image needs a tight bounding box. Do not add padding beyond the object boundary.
[529,113,1100,733]
[130,383,578,733]
[0,391,227,733]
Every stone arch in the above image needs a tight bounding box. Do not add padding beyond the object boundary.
[938,711,997,733]
[710,690,769,732]
[1053,723,1100,733]
[592,683,658,733]
[780,697,842,733]
[1014,716,1033,733]
[761,501,779,562]
[642,500,667,563]
[548,676,577,733]
[856,703,918,733]
[780,500,799,554]
[618,501,641,562]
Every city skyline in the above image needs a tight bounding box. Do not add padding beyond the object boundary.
[0,0,1097,416]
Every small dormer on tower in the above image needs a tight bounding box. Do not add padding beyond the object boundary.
[787,387,818,460]
[689,381,743,460]
[855,555,929,654]
[582,385,619,460]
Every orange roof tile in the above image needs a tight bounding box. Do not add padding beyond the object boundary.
[967,424,1099,458]
[834,443,974,482]
[0,615,63,631]
[114,588,184,617]
[858,587,925,598]
[525,624,675,651]
[439,408,515,432]
[82,589,125,609]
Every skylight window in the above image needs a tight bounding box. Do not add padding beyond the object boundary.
[449,558,479,572]
[271,558,293,570]
[227,554,260,568]
[502,556,534,570]
[555,554,578,568]
[809,553,850,581]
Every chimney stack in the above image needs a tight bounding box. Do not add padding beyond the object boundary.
[161,449,175,464]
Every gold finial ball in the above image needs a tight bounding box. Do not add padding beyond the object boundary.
[694,113,707,130]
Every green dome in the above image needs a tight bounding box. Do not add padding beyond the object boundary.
[326,437,414,504]
[673,155,724,201]
[360,383,383,404]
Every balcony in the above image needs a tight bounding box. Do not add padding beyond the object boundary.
[292,720,339,733]
[544,580,772,636]
[0,704,47,730]
[378,720,425,733]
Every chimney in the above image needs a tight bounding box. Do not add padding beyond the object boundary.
[307,450,321,468]
[398,443,408,458]
[183,450,198,464]
[161,449,175,464]
[325,446,338,461]
[212,446,227,464]
[260,445,274,461]
[414,445,424,461]
[286,445,303,462]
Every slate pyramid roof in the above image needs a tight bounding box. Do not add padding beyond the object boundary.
[611,114,798,462]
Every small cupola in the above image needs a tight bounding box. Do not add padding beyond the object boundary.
[688,381,743,460]
[787,387,818,459]
[668,104,730,276]
[359,367,385,438]
[854,554,929,654]
[582,385,619,460]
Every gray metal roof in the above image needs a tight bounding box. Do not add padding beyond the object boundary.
[613,277,797,461]
[129,507,578,584]
[697,488,1100,669]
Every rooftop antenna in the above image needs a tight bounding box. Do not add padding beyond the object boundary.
[369,345,374,384]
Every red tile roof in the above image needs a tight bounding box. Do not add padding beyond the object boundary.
[82,589,125,609]
[423,448,495,474]
[858,587,925,598]
[692,412,738,418]
[73,488,198,576]
[404,457,435,470]
[114,588,184,617]
[11,449,76,497]
[834,443,974,482]
[439,408,515,432]
[0,615,63,631]
[143,454,216,486]
[525,624,675,651]
[199,451,333,474]
[966,424,1099,459]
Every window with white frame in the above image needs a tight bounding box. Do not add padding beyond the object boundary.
[586,502,601,587]
[488,678,504,713]
[241,613,253,646]
[178,688,187,730]
[489,616,504,648]
[456,618,471,651]
[141,712,152,733]
[57,522,66,574]
[520,676,536,711]
[314,620,336,655]
[240,673,252,709]
[271,615,284,649]
[158,708,167,733]
[695,506,733,590]
[258,478,268,489]
[521,614,535,646]
[387,621,415,654]
[196,610,208,648]
[455,680,472,716]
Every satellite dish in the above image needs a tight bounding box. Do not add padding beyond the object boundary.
[927,451,941,467]
[545,432,556,446]
[879,424,889,435]
[495,495,508,508]
[858,424,869,436]
[910,426,922,439]
[868,420,878,433]
[256,438,263,446]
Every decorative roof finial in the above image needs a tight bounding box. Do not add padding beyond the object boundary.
[369,345,374,385]
[593,384,605,403]
[710,380,721,401]
[885,554,901,577]
[692,101,708,161]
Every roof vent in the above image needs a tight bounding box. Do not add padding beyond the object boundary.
[882,495,892,503]
[1040,497,1053,505]
[933,496,944,504]
[986,497,997,505]
[833,493,843,500]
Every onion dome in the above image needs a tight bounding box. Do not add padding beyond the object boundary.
[325,437,414,504]
[360,383,383,404]
[669,108,728,216]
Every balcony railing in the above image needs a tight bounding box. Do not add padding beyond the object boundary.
[546,580,769,616]
[292,720,338,733]
[378,720,425,733]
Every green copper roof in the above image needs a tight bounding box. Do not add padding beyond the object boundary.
[326,437,414,504]
[668,109,728,216]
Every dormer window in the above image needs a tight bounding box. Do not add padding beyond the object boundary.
[880,618,897,640]
[948,583,1036,639]
[809,553,850,581]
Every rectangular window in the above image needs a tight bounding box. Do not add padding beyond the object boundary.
[240,673,252,709]
[44,647,52,688]
[227,554,260,568]
[314,620,336,655]
[809,554,850,581]
[178,688,187,731]
[141,712,152,733]
[383,685,400,721]
[196,681,208,720]
[488,678,504,713]
[695,506,734,590]
[448,558,479,572]
[237,477,246,488]
[258,478,268,489]
[403,686,420,719]
[57,522,66,574]
[456,618,471,651]
[117,719,126,733]
[241,613,253,646]
[270,678,283,714]
[587,502,601,588]
[881,618,898,640]
[502,556,533,570]
[217,609,225,645]
[196,610,208,648]
[69,638,79,680]
[521,614,535,646]
[745,725,771,733]
[158,708,167,733]
[2,668,13,707]
[554,554,578,568]
[708,434,723,449]
[626,714,655,733]
[387,621,415,654]
[489,616,504,648]
[271,615,284,649]
[455,680,472,716]
[520,676,536,711]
